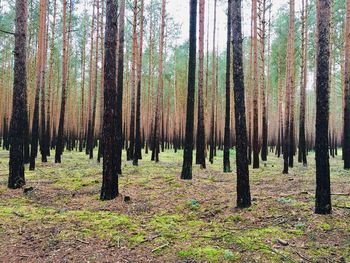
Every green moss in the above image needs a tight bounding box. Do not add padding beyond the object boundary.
[147,214,184,238]
[225,215,243,223]
[178,246,237,262]
[317,223,332,231]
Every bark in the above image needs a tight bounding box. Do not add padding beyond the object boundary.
[181,0,197,180]
[127,0,138,161]
[133,0,145,165]
[196,0,206,169]
[8,0,28,189]
[116,0,125,174]
[223,0,232,173]
[232,0,251,208]
[315,0,331,215]
[209,0,217,164]
[252,0,259,169]
[343,0,350,169]
[298,0,308,166]
[100,0,118,200]
[89,0,100,159]
[259,0,267,162]
[283,0,295,174]
[151,0,166,162]
[29,0,47,170]
[54,0,69,163]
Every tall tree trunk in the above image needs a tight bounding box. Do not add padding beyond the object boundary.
[100,0,118,200]
[299,0,308,166]
[8,0,28,188]
[196,0,206,169]
[89,0,100,159]
[181,0,197,180]
[259,0,268,162]
[315,0,331,214]
[232,0,251,208]
[79,14,87,152]
[116,0,125,174]
[127,0,138,161]
[133,0,144,165]
[343,0,350,169]
[252,0,259,169]
[209,0,217,164]
[29,0,47,170]
[283,0,295,174]
[223,0,232,173]
[151,0,166,162]
[54,0,68,163]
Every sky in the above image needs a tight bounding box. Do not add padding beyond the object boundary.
[166,0,301,51]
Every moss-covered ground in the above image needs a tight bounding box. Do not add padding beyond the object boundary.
[0,149,349,262]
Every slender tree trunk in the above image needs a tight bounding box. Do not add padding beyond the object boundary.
[181,0,197,180]
[223,0,232,173]
[283,0,295,174]
[259,0,268,162]
[232,0,251,208]
[209,0,217,164]
[89,0,100,159]
[55,0,68,163]
[8,0,28,188]
[133,0,145,165]
[29,0,47,170]
[299,0,308,166]
[196,0,206,169]
[252,0,259,169]
[116,0,125,174]
[100,0,118,200]
[151,0,166,162]
[343,0,350,169]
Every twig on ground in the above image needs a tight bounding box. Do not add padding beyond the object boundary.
[77,239,90,244]
[335,206,350,210]
[294,250,313,262]
[151,242,169,253]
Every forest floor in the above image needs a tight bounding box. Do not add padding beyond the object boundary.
[0,148,349,263]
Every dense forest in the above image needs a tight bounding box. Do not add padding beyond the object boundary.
[0,0,349,261]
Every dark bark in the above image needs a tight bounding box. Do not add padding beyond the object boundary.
[133,0,144,166]
[232,0,251,208]
[223,0,232,173]
[100,0,118,200]
[8,0,28,189]
[298,0,308,166]
[116,0,125,174]
[315,0,331,215]
[29,88,39,170]
[181,0,197,180]
[55,0,68,163]
[343,0,350,169]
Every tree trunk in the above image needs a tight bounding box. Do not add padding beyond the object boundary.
[151,0,166,162]
[232,0,251,208]
[133,0,145,165]
[181,0,197,180]
[298,0,308,166]
[8,0,28,189]
[223,0,232,173]
[283,0,295,174]
[315,0,331,215]
[209,0,217,164]
[343,0,350,169]
[196,0,206,169]
[100,0,118,200]
[252,0,259,169]
[116,0,125,174]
